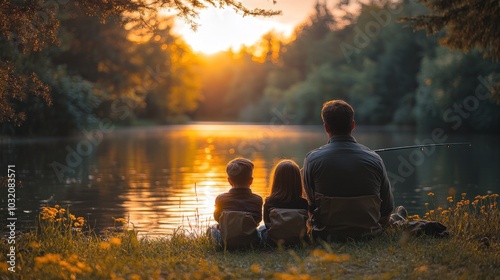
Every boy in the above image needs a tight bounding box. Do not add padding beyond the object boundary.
[210,158,263,249]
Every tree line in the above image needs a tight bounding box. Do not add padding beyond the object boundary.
[195,0,500,134]
[1,0,499,136]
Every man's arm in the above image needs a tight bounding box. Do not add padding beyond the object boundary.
[302,156,316,213]
[379,162,395,225]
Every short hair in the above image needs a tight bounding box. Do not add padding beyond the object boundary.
[226,158,254,185]
[321,100,354,135]
[268,160,303,202]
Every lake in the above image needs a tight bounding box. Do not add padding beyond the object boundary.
[1,123,499,237]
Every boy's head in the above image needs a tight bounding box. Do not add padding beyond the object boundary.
[226,158,254,188]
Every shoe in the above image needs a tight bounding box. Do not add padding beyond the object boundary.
[395,205,408,219]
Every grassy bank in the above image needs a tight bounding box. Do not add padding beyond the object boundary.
[1,193,499,279]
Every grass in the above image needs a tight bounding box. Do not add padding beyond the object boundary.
[1,193,499,280]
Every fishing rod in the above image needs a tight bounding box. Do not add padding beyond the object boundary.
[374,142,471,153]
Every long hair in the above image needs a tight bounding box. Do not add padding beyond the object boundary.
[268,160,303,202]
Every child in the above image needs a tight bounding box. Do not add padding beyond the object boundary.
[210,158,263,249]
[260,159,309,246]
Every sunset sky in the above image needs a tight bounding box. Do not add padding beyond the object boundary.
[173,1,323,54]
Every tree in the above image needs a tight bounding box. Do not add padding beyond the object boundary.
[0,0,280,126]
[135,23,202,123]
[415,47,500,133]
[404,0,500,61]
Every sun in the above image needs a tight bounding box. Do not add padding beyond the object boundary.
[173,6,296,55]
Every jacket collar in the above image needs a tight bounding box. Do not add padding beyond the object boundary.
[228,187,252,193]
[327,135,357,144]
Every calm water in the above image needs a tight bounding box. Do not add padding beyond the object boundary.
[1,124,499,237]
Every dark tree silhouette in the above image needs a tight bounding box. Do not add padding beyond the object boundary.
[403,0,500,61]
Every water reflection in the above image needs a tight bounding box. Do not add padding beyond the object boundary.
[1,124,499,237]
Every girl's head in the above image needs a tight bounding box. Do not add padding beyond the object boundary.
[269,159,303,202]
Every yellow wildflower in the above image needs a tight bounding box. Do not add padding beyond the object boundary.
[74,217,85,227]
[321,253,350,262]
[274,273,313,280]
[76,261,92,273]
[311,249,350,262]
[311,249,326,257]
[100,242,111,250]
[130,274,141,280]
[110,237,121,246]
[250,264,261,274]
[408,214,421,220]
[35,253,62,269]
[29,241,40,248]
[41,207,58,220]
[427,192,435,197]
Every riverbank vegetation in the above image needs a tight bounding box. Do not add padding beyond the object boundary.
[1,192,498,279]
[1,1,500,136]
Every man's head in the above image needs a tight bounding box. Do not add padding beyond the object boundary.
[321,100,355,136]
[226,158,254,188]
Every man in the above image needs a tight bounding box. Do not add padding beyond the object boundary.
[302,100,395,241]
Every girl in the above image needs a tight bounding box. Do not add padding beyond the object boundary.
[261,159,309,246]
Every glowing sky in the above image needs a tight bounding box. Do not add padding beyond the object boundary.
[173,1,318,54]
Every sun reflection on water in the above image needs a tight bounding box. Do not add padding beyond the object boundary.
[110,124,310,237]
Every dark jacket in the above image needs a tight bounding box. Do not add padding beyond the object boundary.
[303,135,394,220]
[214,187,263,223]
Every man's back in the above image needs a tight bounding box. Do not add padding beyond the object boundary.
[303,136,391,201]
[303,135,394,240]
[302,100,396,240]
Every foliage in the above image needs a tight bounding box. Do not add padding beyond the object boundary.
[2,0,500,134]
[195,0,500,133]
[403,0,500,61]
[415,47,500,133]
[1,194,499,279]
[0,60,51,126]
[0,0,280,52]
[0,0,279,130]
[134,24,202,123]
[422,192,499,239]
